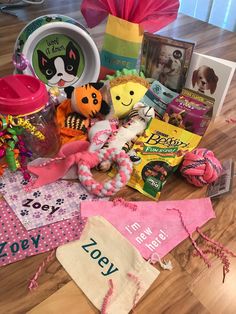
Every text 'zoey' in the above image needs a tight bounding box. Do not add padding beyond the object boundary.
[81,238,119,277]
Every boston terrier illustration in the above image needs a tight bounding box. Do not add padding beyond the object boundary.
[37,41,80,88]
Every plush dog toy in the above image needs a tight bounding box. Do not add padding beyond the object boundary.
[56,83,110,144]
[99,103,155,171]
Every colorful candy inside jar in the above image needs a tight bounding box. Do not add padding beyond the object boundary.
[0,74,60,160]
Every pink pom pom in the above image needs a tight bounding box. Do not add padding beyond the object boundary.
[180,148,222,187]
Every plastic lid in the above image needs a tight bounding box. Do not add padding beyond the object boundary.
[0,74,49,115]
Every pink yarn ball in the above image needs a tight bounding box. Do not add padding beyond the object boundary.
[180,148,222,187]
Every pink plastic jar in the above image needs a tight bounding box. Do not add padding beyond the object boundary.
[0,74,60,157]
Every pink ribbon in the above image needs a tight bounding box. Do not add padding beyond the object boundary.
[0,147,5,158]
[28,141,99,188]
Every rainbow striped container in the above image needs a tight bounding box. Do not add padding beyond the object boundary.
[100,15,143,79]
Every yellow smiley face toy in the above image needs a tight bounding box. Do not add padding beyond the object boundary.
[106,75,149,119]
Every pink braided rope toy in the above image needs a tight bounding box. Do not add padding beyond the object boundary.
[28,142,133,197]
[78,149,133,197]
[180,148,222,187]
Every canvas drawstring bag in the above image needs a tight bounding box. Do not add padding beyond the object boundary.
[56,216,159,314]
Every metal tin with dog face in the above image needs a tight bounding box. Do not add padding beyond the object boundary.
[14,15,100,90]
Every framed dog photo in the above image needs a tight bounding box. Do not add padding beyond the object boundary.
[184,52,236,117]
[140,33,195,93]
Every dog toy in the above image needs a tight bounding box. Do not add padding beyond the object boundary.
[28,141,133,197]
[101,74,149,119]
[102,68,146,82]
[99,103,155,171]
[88,119,119,151]
[180,148,222,187]
[56,83,110,144]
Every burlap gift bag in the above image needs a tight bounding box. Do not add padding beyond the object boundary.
[56,216,159,313]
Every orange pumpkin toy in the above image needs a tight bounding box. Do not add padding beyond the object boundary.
[56,83,110,145]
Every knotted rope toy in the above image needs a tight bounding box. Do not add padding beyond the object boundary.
[28,141,133,197]
[180,148,222,187]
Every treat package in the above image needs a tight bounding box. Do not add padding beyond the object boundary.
[140,80,178,119]
[163,88,214,136]
[128,119,202,200]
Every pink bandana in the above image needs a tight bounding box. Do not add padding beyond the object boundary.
[81,198,215,259]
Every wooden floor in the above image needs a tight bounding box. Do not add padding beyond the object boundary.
[1,1,236,313]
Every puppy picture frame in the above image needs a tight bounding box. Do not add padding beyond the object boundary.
[185,52,236,117]
[140,33,195,93]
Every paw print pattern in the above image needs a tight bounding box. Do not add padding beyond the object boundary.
[21,179,29,186]
[72,210,80,217]
[58,208,66,215]
[10,194,18,201]
[33,212,43,219]
[20,209,29,216]
[67,191,75,198]
[0,183,6,189]
[44,194,52,201]
[56,198,64,205]
[79,193,88,200]
[9,176,17,183]
[46,214,54,221]
[33,191,41,198]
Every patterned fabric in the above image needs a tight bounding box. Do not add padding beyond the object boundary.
[0,169,100,230]
[0,198,87,267]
